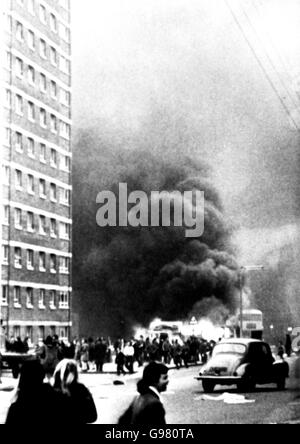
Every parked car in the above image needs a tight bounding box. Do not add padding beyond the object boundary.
[196,339,289,393]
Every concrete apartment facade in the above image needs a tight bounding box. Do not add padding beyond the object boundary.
[0,0,72,347]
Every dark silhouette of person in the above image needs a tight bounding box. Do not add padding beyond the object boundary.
[118,361,169,425]
[285,334,292,357]
[5,361,60,424]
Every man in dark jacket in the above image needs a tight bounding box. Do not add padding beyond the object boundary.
[118,361,169,425]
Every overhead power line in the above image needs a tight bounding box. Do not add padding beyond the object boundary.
[225,0,300,130]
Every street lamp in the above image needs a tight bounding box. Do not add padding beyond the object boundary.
[239,265,264,338]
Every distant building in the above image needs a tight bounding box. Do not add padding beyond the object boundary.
[0,0,72,347]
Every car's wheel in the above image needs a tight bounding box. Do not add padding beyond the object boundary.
[277,378,286,390]
[202,380,215,393]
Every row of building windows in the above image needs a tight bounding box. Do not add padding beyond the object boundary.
[7,54,71,106]
[2,166,71,206]
[5,91,71,139]
[6,15,71,75]
[1,284,70,310]
[3,128,71,168]
[2,245,70,274]
[15,0,71,42]
[6,325,69,344]
[3,206,71,240]
[8,129,71,171]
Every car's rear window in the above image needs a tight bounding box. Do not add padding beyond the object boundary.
[213,343,247,356]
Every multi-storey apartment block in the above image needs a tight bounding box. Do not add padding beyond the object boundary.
[0,0,72,347]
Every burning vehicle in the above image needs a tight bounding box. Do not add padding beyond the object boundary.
[196,338,289,393]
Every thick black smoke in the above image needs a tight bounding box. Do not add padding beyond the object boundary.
[73,128,240,338]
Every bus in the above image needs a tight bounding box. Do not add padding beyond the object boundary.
[240,309,264,340]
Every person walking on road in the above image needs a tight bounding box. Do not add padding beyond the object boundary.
[53,359,98,424]
[118,361,169,425]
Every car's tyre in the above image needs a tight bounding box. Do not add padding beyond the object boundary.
[277,378,286,390]
[202,381,215,393]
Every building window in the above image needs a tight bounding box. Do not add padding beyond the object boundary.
[28,0,35,15]
[60,89,70,106]
[16,22,24,41]
[59,56,70,75]
[59,292,69,309]
[27,174,35,195]
[49,291,56,309]
[50,255,57,273]
[28,138,35,157]
[50,81,57,99]
[27,212,35,232]
[50,219,57,238]
[50,47,57,66]
[40,108,47,127]
[60,222,70,240]
[26,326,33,344]
[59,257,70,274]
[38,326,45,341]
[6,52,12,71]
[61,155,71,172]
[15,170,23,190]
[14,247,22,268]
[28,30,35,49]
[59,23,70,43]
[15,208,22,230]
[40,39,47,59]
[28,66,35,85]
[2,245,9,265]
[14,287,21,307]
[6,15,12,33]
[39,215,47,235]
[16,58,23,78]
[13,326,21,339]
[40,144,46,163]
[39,252,46,272]
[39,179,46,199]
[50,149,57,167]
[39,290,45,309]
[28,102,35,121]
[40,74,47,93]
[26,288,34,308]
[60,189,70,206]
[50,184,57,202]
[50,13,57,32]
[27,250,34,270]
[39,5,47,23]
[5,89,12,108]
[16,94,24,115]
[3,166,10,185]
[4,128,11,147]
[1,286,9,306]
[15,132,23,153]
[3,206,10,225]
[50,115,57,133]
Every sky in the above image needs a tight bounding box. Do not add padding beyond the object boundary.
[71,0,300,259]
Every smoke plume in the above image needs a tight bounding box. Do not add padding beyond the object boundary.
[73,127,241,338]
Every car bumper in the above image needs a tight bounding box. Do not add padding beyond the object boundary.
[195,375,243,385]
